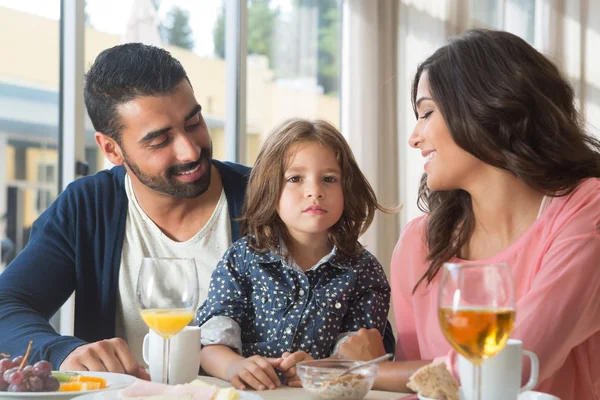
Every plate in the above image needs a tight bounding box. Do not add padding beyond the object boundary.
[518,391,560,400]
[418,390,560,400]
[73,389,264,399]
[0,371,136,400]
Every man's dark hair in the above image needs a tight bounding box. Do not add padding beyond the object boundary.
[84,43,189,144]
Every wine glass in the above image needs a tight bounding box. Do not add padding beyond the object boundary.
[438,263,516,400]
[137,257,199,385]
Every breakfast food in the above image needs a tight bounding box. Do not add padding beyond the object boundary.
[1,341,108,393]
[407,362,459,400]
[119,379,240,400]
[191,379,240,400]
[303,373,372,400]
[0,341,60,392]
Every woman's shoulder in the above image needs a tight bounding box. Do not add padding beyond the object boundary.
[567,177,600,201]
[398,215,428,247]
[542,178,600,239]
[549,178,600,218]
[391,215,430,280]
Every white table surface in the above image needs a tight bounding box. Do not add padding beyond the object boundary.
[196,376,412,400]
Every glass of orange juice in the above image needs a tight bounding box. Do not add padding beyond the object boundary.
[137,257,199,384]
[438,263,515,400]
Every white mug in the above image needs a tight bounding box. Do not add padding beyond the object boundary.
[459,339,539,400]
[142,326,201,384]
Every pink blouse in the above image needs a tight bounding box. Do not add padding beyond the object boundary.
[391,178,600,400]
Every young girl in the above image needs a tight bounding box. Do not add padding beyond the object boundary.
[196,118,392,391]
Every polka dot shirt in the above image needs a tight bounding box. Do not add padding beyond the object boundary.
[196,236,391,359]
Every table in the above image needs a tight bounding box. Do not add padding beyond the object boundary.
[196,376,412,400]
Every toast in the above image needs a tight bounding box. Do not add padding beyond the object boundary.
[407,362,459,400]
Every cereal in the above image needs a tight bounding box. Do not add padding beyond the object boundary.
[303,374,372,400]
[297,359,377,400]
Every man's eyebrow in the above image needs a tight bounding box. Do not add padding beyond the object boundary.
[184,104,202,121]
[138,104,203,144]
[415,96,433,109]
[138,127,171,144]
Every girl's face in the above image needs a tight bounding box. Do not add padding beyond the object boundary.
[277,141,344,244]
[409,71,485,191]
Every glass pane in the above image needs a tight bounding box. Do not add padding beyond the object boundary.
[237,0,342,164]
[505,0,535,44]
[471,0,501,29]
[84,0,226,173]
[0,1,60,270]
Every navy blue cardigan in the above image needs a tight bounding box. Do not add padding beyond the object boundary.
[0,161,250,368]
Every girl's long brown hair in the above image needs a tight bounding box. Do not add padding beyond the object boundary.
[412,29,600,292]
[240,118,393,258]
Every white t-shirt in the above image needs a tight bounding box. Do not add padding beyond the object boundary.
[115,173,231,365]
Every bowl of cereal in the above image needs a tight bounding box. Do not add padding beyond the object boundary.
[296,359,377,400]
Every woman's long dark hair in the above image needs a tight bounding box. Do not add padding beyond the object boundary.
[412,29,600,293]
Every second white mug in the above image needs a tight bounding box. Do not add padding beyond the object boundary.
[459,339,539,400]
[142,325,201,385]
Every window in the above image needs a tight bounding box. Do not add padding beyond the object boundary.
[35,163,57,213]
[0,0,60,266]
[0,0,342,268]
[471,0,536,44]
[242,0,342,164]
[84,0,226,172]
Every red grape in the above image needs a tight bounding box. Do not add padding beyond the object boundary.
[3,366,17,383]
[8,370,25,386]
[43,375,60,392]
[32,360,51,378]
[11,356,23,367]
[28,376,44,392]
[22,365,34,378]
[0,359,13,375]
[2,341,61,393]
[7,383,28,392]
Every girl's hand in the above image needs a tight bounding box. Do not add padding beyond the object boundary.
[278,351,314,387]
[226,355,282,391]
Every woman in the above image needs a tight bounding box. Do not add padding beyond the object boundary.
[338,29,600,400]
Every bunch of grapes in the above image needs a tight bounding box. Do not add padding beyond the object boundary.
[0,342,60,392]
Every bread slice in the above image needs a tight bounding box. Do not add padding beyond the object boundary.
[191,380,240,400]
[407,362,459,400]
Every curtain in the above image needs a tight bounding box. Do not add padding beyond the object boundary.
[341,0,399,272]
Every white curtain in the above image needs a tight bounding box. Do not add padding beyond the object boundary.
[341,0,463,272]
[341,0,399,272]
[553,0,600,134]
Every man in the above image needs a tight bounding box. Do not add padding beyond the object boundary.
[0,43,249,379]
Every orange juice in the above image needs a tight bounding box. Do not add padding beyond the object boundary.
[140,308,195,338]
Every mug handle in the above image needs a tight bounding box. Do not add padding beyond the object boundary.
[521,350,539,392]
[142,334,150,365]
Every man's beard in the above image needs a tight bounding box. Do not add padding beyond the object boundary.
[123,147,213,199]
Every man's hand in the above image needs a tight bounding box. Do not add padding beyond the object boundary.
[336,328,387,361]
[59,338,150,380]
[278,351,313,387]
[226,355,282,391]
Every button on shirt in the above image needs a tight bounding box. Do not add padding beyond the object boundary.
[196,236,391,360]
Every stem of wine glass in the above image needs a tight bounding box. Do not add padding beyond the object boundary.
[474,364,482,400]
[162,337,171,385]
